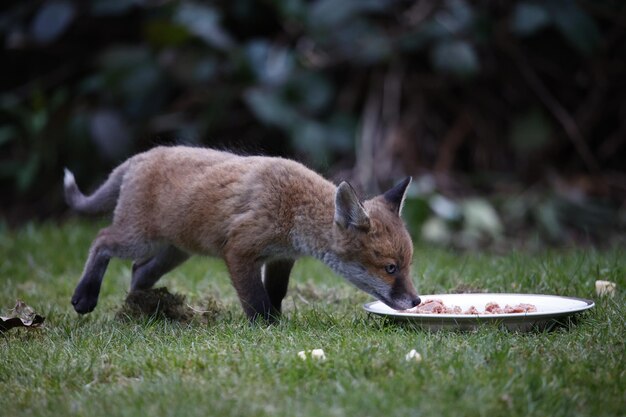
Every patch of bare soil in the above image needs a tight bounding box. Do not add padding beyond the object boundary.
[116,287,225,324]
[116,287,193,322]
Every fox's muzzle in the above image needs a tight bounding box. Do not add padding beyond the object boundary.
[379,293,421,310]
[384,276,420,310]
[363,277,420,310]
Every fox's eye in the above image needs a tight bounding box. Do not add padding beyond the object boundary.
[384,264,397,275]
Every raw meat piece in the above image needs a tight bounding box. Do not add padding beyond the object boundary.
[485,302,504,314]
[403,300,537,315]
[503,303,537,313]
[405,299,446,314]
[444,305,462,314]
[464,306,480,315]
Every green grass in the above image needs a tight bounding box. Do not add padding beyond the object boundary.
[1,221,624,417]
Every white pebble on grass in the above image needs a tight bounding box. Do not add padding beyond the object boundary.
[595,280,617,297]
[311,349,326,361]
[405,349,422,363]
[298,349,326,361]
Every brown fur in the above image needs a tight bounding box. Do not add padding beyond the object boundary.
[65,146,420,321]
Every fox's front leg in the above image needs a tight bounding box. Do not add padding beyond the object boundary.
[224,253,274,323]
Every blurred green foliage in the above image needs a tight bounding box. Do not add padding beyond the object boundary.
[0,0,624,241]
[403,187,622,249]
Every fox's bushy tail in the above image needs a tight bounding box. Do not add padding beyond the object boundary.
[63,162,129,214]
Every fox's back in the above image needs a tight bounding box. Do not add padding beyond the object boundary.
[114,146,335,255]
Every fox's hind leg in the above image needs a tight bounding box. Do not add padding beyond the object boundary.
[72,226,156,314]
[130,245,189,291]
[263,259,294,315]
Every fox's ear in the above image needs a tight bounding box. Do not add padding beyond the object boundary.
[383,176,412,216]
[334,181,370,231]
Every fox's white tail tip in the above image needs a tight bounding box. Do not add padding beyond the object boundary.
[63,168,75,189]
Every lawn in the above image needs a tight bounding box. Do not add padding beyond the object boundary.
[1,221,624,417]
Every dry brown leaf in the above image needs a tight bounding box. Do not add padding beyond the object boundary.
[0,300,45,332]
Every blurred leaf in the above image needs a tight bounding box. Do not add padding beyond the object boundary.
[398,29,431,53]
[310,18,392,64]
[244,88,299,128]
[308,0,384,28]
[30,0,75,44]
[287,71,333,114]
[89,109,133,161]
[548,0,601,55]
[461,198,503,237]
[16,154,40,193]
[431,40,479,76]
[324,114,355,152]
[163,51,217,84]
[49,89,68,110]
[412,175,437,195]
[175,3,234,50]
[291,121,329,162]
[403,196,430,239]
[144,21,192,48]
[91,0,136,16]
[27,110,48,137]
[557,197,618,232]
[120,64,161,99]
[429,195,462,221]
[435,0,474,35]
[245,41,294,86]
[422,217,451,245]
[290,115,354,164]
[510,108,552,153]
[0,100,47,138]
[0,160,18,179]
[77,74,106,94]
[97,47,163,109]
[413,0,475,54]
[67,110,90,142]
[353,29,393,64]
[511,2,551,36]
[534,200,563,241]
[0,7,21,34]
[193,58,218,82]
[0,126,18,147]
[271,0,307,22]
[99,46,151,70]
[401,0,475,58]
[0,94,19,111]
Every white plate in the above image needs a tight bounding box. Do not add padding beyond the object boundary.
[363,293,594,331]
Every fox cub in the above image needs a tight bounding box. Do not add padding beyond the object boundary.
[64,146,420,321]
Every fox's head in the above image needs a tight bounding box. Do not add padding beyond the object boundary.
[328,177,420,310]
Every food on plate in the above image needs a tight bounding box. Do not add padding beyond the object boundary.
[503,303,537,313]
[403,299,537,315]
[407,299,461,314]
[464,305,480,315]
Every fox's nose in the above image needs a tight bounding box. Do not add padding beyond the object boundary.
[411,297,421,307]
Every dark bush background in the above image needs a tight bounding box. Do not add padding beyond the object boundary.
[1,0,624,245]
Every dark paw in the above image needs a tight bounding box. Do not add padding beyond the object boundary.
[71,284,99,314]
[247,308,281,325]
